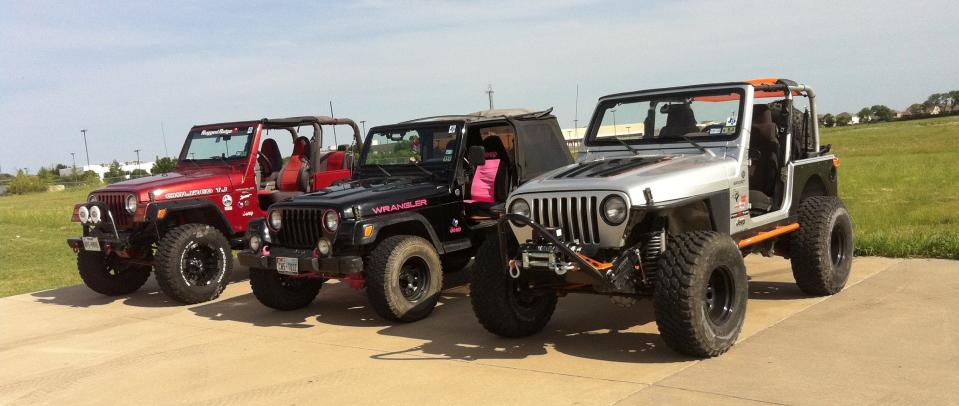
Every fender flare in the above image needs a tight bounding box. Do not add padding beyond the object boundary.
[145,199,236,236]
[353,212,444,253]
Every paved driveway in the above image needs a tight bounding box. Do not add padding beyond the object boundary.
[1,256,956,405]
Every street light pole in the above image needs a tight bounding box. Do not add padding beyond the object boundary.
[81,129,90,166]
[134,149,141,176]
[70,152,77,182]
[360,120,366,135]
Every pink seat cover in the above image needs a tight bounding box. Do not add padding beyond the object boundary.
[467,159,500,203]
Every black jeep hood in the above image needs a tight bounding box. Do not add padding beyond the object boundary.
[280,177,450,217]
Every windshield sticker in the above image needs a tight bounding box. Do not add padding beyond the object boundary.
[200,128,239,136]
[725,117,737,126]
[449,125,457,134]
[164,188,213,199]
[372,199,428,214]
[709,127,722,135]
[723,126,736,134]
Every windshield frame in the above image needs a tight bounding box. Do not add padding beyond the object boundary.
[355,120,466,180]
[178,124,258,164]
[584,86,747,147]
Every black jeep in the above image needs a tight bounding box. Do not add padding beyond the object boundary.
[237,108,572,321]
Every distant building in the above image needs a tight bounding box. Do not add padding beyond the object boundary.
[57,161,154,180]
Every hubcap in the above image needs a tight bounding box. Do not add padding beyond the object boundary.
[398,257,430,302]
[704,266,735,326]
[181,242,220,287]
[830,225,847,268]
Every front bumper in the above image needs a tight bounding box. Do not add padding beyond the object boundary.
[237,250,363,276]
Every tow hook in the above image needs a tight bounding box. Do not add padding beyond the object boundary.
[508,259,521,279]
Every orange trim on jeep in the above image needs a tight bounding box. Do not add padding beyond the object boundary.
[694,78,801,102]
[737,223,800,248]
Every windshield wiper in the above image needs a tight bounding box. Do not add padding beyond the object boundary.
[180,158,201,170]
[677,134,711,155]
[613,137,641,155]
[411,162,434,178]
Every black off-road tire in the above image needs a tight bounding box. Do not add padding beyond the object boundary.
[249,268,324,311]
[366,235,443,322]
[154,223,233,304]
[654,231,748,358]
[790,196,854,296]
[77,251,151,295]
[470,234,557,338]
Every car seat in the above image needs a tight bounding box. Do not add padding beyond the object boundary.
[278,136,311,192]
[259,138,283,189]
[465,136,511,220]
[748,105,780,212]
[659,104,699,138]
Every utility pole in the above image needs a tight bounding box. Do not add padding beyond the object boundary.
[574,84,580,138]
[134,149,141,174]
[485,84,495,110]
[611,108,618,136]
[160,121,169,157]
[360,120,366,135]
[81,129,90,166]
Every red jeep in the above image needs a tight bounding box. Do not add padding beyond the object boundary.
[66,116,362,304]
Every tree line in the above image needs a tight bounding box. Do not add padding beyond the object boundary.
[821,90,959,127]
[1,156,178,195]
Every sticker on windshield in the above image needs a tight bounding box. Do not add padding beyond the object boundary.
[448,125,457,134]
[723,126,736,134]
[725,117,737,126]
[709,127,722,135]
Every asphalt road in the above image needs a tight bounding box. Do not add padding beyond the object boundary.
[1,256,956,405]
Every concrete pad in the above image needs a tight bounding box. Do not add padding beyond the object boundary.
[0,256,947,405]
[657,258,959,405]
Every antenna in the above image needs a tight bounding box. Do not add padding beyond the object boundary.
[160,121,169,157]
[329,100,337,148]
[485,84,494,110]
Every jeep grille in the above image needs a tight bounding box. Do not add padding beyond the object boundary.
[92,192,133,229]
[276,207,325,248]
[529,196,601,244]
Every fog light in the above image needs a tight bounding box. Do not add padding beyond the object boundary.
[78,206,90,224]
[89,206,102,224]
[316,239,331,256]
[249,235,262,252]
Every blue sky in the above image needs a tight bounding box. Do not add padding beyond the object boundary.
[2,0,957,171]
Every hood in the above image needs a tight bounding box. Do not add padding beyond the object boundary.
[515,153,739,206]
[93,167,238,201]
[282,176,450,217]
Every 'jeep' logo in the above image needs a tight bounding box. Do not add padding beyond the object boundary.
[372,199,428,214]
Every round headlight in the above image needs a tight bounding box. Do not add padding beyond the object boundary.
[323,210,339,232]
[269,210,282,230]
[89,205,102,224]
[78,206,90,224]
[509,198,531,218]
[316,238,332,256]
[249,235,262,252]
[601,195,627,225]
[125,194,137,214]
[88,194,97,203]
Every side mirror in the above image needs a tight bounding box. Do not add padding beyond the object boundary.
[468,146,486,167]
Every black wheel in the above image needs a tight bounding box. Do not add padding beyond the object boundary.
[654,231,748,357]
[249,268,324,311]
[366,235,443,322]
[77,251,151,296]
[470,232,557,338]
[790,196,854,295]
[154,224,233,304]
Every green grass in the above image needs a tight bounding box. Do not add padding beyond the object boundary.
[0,117,956,297]
[0,188,91,297]
[822,116,959,259]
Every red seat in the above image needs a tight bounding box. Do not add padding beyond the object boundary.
[278,137,310,192]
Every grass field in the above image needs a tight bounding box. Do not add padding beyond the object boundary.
[822,116,959,259]
[0,116,957,297]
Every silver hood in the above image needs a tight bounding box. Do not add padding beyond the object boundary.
[513,154,738,206]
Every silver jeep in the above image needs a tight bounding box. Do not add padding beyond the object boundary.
[470,78,854,357]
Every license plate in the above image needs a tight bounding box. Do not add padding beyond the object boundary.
[276,257,299,276]
[82,236,100,252]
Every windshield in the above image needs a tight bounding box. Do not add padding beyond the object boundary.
[358,122,461,175]
[180,126,256,162]
[588,88,745,146]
